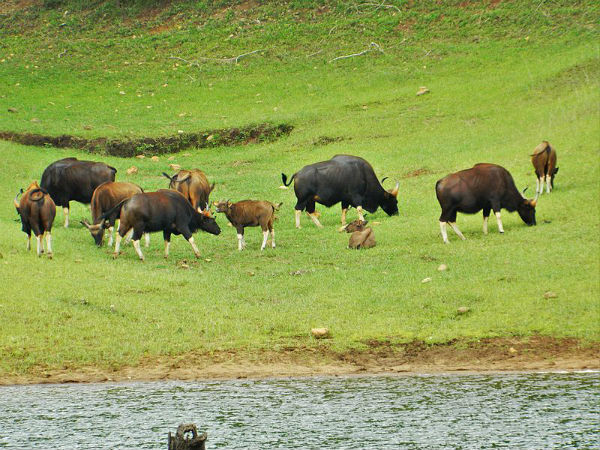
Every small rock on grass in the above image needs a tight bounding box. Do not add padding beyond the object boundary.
[543,291,558,299]
[151,156,159,162]
[416,86,430,96]
[457,306,470,315]
[126,166,138,175]
[311,328,330,339]
[509,347,518,354]
[169,163,181,171]
[421,277,432,284]
[8,107,18,113]
[135,154,145,159]
[438,263,448,271]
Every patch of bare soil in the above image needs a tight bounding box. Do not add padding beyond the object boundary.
[0,0,38,15]
[0,123,293,157]
[1,337,597,385]
[402,167,433,178]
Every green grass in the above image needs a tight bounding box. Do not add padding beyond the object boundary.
[0,0,598,377]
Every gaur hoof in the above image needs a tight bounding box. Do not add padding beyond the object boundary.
[47,253,53,259]
[112,253,119,259]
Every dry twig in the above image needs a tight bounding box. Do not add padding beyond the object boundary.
[329,42,383,63]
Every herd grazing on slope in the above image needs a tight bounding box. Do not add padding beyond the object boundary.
[13,142,558,259]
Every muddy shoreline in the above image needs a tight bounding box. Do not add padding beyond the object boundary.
[0,122,293,157]
[1,337,597,386]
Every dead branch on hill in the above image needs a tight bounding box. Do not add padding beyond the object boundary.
[329,42,383,63]
[170,50,264,66]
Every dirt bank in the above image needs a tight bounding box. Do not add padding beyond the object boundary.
[1,337,598,385]
[0,123,293,157]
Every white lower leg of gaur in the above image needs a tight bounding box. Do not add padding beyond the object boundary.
[187,236,200,258]
[261,230,269,250]
[114,233,122,256]
[357,206,365,222]
[164,240,170,258]
[449,222,466,240]
[535,177,540,195]
[237,233,244,251]
[107,226,114,247]
[338,208,348,232]
[133,240,144,260]
[271,229,276,248]
[538,177,544,195]
[440,221,449,244]
[27,235,31,251]
[483,216,489,235]
[545,175,551,193]
[306,211,323,228]
[46,233,53,257]
[63,207,69,228]
[295,210,301,228]
[124,228,134,244]
[144,232,150,248]
[495,211,504,233]
[36,235,43,256]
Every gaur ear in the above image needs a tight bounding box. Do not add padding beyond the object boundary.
[554,167,559,174]
[209,182,216,192]
[212,201,219,206]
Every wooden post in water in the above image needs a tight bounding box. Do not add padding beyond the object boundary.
[168,423,207,450]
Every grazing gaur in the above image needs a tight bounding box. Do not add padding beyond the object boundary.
[435,163,537,243]
[14,181,56,257]
[103,189,220,261]
[213,200,282,251]
[80,181,149,247]
[41,157,117,228]
[162,169,215,213]
[281,154,398,230]
[531,141,558,195]
[344,219,376,249]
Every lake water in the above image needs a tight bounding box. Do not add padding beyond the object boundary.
[0,372,598,449]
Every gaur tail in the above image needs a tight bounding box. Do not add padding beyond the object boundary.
[281,173,296,187]
[99,198,128,223]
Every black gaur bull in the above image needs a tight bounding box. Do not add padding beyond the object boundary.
[99,189,221,261]
[80,181,149,247]
[281,154,399,230]
[41,157,117,228]
[14,181,56,258]
[435,163,538,243]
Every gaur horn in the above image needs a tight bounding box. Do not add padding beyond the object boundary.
[391,180,399,197]
[80,219,91,229]
[380,176,389,185]
[13,189,23,209]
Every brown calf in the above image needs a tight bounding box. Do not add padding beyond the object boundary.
[163,169,215,212]
[80,181,148,247]
[343,219,376,249]
[531,141,558,195]
[213,200,282,250]
[14,181,56,257]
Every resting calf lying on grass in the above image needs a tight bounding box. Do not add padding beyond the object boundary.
[344,219,376,249]
[213,200,282,250]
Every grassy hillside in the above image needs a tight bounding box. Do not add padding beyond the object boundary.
[0,0,598,378]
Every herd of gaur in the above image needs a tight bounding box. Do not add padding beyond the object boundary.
[13,141,558,260]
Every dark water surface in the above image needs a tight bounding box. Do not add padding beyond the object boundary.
[0,372,598,449]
